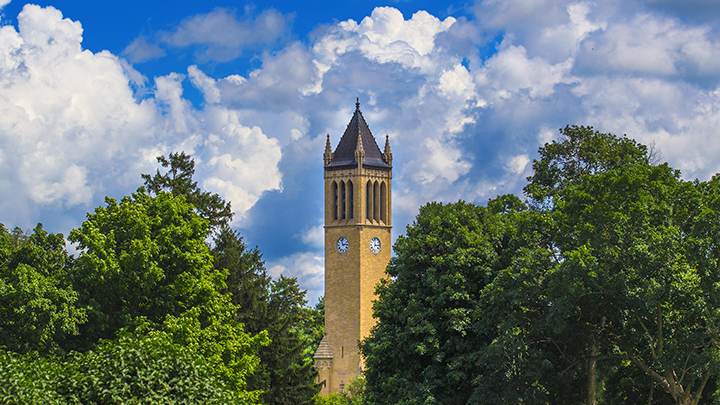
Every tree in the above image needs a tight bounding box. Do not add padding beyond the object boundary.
[314,377,364,405]
[0,224,86,355]
[0,190,268,403]
[525,125,650,206]
[142,151,233,230]
[1,157,281,402]
[212,227,322,404]
[147,154,324,404]
[526,126,720,404]
[67,190,229,349]
[0,315,268,405]
[362,127,720,405]
[0,350,65,404]
[360,197,538,404]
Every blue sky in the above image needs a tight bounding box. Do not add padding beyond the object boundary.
[1,0,720,304]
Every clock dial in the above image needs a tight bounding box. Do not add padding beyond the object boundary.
[337,237,349,253]
[370,237,381,253]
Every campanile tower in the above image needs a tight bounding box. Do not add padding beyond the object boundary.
[314,99,392,395]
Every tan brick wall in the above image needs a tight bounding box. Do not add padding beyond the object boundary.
[321,164,391,394]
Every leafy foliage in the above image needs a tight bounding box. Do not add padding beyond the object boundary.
[0,350,65,405]
[67,190,227,349]
[212,226,323,404]
[142,151,233,230]
[314,377,365,405]
[0,151,329,404]
[162,303,270,394]
[61,326,259,404]
[363,127,720,405]
[0,317,267,405]
[0,224,86,355]
[525,125,650,206]
[361,197,537,404]
[0,191,268,403]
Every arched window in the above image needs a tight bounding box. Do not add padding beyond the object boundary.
[366,181,372,220]
[380,181,386,223]
[340,180,346,220]
[348,180,354,219]
[373,181,379,221]
[332,181,338,220]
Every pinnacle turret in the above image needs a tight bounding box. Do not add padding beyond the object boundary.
[354,129,365,166]
[324,134,333,166]
[383,134,392,166]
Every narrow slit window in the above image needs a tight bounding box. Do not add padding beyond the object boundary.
[340,181,346,219]
[333,182,338,220]
[348,181,354,219]
[366,181,371,220]
[380,181,386,222]
[373,182,379,221]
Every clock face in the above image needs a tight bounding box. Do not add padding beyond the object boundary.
[370,237,381,253]
[337,237,349,253]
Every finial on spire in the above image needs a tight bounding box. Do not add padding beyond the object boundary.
[323,133,333,166]
[355,97,360,111]
[383,134,393,166]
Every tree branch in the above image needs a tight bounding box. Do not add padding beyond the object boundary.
[636,314,656,359]
[626,352,676,400]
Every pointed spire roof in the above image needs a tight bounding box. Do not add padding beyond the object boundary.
[314,335,334,359]
[326,99,391,169]
[324,134,333,155]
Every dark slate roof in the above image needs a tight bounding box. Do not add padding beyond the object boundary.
[313,335,333,359]
[326,101,391,170]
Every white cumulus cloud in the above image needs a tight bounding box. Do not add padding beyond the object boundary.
[267,252,324,305]
[0,4,283,229]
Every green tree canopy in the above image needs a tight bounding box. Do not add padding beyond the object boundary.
[0,224,86,355]
[142,151,233,230]
[143,151,325,404]
[362,126,720,405]
[212,226,323,404]
[67,190,227,348]
[524,125,651,206]
[1,314,268,405]
[361,196,538,404]
[0,190,268,403]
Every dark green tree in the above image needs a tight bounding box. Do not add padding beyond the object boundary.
[0,208,268,403]
[361,197,541,404]
[212,227,322,404]
[0,350,65,404]
[526,126,720,404]
[525,125,650,206]
[314,377,364,405]
[362,126,720,405]
[142,151,233,230]
[145,153,323,404]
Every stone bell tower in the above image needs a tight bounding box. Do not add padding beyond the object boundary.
[314,99,392,395]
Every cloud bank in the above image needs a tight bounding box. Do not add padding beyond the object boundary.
[0,5,282,228]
